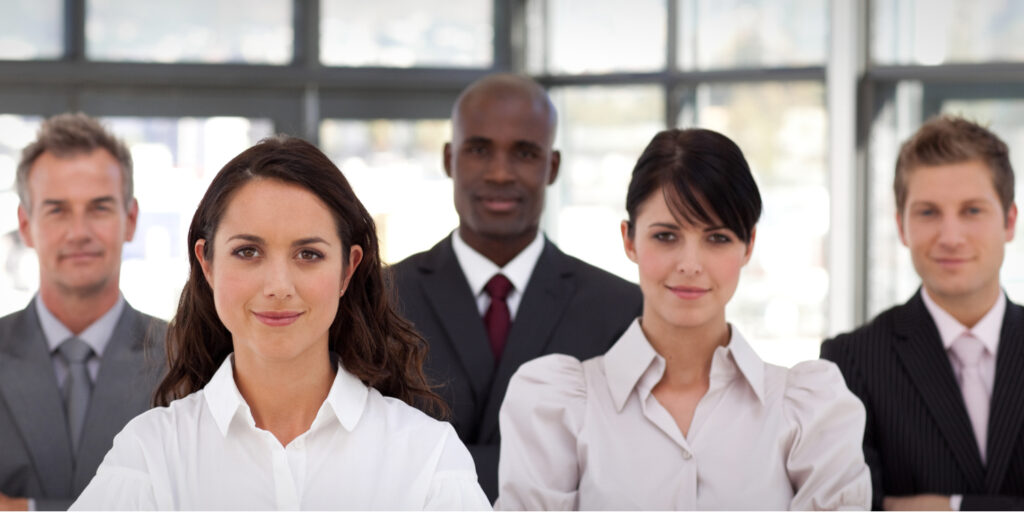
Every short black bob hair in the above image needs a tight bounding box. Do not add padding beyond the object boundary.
[625,128,762,243]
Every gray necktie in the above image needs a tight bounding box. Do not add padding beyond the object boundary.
[58,337,93,452]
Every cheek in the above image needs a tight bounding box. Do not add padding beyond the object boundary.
[634,244,673,284]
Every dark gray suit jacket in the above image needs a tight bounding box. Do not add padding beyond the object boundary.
[821,291,1024,510]
[390,236,642,501]
[0,300,166,510]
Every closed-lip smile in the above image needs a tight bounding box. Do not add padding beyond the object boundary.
[667,285,710,300]
[252,310,303,326]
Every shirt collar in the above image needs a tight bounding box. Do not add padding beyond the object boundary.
[204,354,370,437]
[603,319,766,412]
[450,229,545,297]
[35,293,125,357]
[921,287,1004,356]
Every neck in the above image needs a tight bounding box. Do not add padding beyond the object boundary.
[39,285,121,335]
[640,308,730,388]
[232,348,334,447]
[459,226,537,268]
[926,283,1001,329]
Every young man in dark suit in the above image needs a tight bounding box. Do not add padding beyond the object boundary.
[0,114,166,510]
[390,74,642,501]
[822,116,1024,511]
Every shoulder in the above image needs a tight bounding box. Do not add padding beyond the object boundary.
[781,359,865,422]
[506,354,588,409]
[364,389,458,441]
[0,305,32,345]
[362,390,477,471]
[820,301,908,358]
[388,239,450,281]
[102,391,206,466]
[551,246,638,294]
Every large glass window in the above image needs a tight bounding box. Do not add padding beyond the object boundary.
[872,0,1024,65]
[683,81,829,367]
[680,0,828,69]
[547,85,664,281]
[320,0,492,68]
[0,0,62,60]
[526,0,667,74]
[86,0,293,64]
[0,115,43,315]
[319,119,454,264]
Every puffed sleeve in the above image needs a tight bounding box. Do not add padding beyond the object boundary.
[494,354,586,511]
[424,424,493,510]
[70,421,160,510]
[783,360,872,511]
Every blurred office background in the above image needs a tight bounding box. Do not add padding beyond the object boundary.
[1,0,1023,367]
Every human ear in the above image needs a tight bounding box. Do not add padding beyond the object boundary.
[1005,203,1018,242]
[443,143,453,178]
[742,227,757,265]
[124,198,140,242]
[896,210,909,248]
[195,239,213,288]
[621,220,638,263]
[16,205,34,248]
[547,150,561,185]
[340,245,364,296]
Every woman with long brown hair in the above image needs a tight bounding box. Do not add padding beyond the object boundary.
[72,136,489,510]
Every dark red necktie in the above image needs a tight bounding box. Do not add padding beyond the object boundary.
[484,274,513,361]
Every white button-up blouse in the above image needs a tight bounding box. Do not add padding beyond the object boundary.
[71,355,491,510]
[495,319,871,510]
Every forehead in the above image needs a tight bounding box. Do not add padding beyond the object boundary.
[453,89,554,145]
[217,179,340,242]
[904,159,1001,203]
[27,149,123,203]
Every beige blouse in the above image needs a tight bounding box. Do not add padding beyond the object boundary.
[495,319,871,510]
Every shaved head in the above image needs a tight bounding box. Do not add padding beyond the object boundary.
[452,74,557,145]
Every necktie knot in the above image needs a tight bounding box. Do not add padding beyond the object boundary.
[58,337,93,364]
[485,274,513,301]
[951,334,985,367]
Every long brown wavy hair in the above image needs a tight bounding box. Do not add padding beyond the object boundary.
[153,135,447,417]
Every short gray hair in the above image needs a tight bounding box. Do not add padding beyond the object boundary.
[17,113,134,212]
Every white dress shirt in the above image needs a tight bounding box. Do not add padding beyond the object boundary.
[450,229,544,320]
[71,355,491,510]
[495,319,871,510]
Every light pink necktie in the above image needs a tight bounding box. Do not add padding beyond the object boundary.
[950,334,989,463]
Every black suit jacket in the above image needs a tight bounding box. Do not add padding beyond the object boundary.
[390,236,642,501]
[821,291,1024,510]
[0,300,167,510]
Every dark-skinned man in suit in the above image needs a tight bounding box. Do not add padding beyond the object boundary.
[390,74,642,501]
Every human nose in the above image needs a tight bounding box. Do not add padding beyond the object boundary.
[64,211,93,244]
[263,257,295,299]
[484,153,515,183]
[936,216,967,249]
[674,243,703,275]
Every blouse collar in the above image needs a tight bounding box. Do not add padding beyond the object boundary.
[204,354,370,437]
[603,318,766,412]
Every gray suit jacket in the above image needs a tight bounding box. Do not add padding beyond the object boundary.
[390,236,642,501]
[0,300,166,510]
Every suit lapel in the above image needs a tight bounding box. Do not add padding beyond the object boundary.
[417,238,495,403]
[478,241,575,441]
[0,305,75,497]
[73,306,159,492]
[984,299,1024,492]
[892,292,986,489]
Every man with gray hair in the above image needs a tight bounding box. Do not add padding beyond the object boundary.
[0,113,166,510]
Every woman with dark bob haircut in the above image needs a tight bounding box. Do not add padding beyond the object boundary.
[72,136,490,510]
[496,128,871,510]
